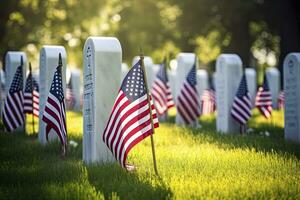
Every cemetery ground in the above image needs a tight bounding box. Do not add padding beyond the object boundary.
[0,110,299,199]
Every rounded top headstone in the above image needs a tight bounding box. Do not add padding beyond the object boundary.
[84,37,121,53]
[177,53,196,64]
[197,69,208,78]
[245,68,256,76]
[266,67,280,77]
[6,51,27,63]
[284,53,300,69]
[40,45,66,58]
[132,56,153,67]
[217,54,242,67]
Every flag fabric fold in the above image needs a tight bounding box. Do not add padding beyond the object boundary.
[278,90,284,110]
[102,59,159,168]
[200,89,216,115]
[42,56,67,148]
[2,58,25,132]
[231,74,252,125]
[66,74,75,110]
[176,59,200,124]
[151,60,174,115]
[255,75,272,119]
[24,70,39,117]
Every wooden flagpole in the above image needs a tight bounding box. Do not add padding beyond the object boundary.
[139,52,159,175]
[29,63,35,134]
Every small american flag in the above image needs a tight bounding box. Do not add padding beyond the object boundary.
[24,65,39,117]
[231,75,252,124]
[255,75,272,119]
[2,57,24,132]
[66,74,75,110]
[176,59,200,124]
[151,60,174,115]
[42,54,67,148]
[200,89,216,115]
[102,59,159,168]
[278,90,284,109]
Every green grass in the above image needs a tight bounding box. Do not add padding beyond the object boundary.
[0,109,299,199]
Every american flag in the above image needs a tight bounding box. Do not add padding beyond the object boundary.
[24,65,39,117]
[102,59,159,168]
[176,60,200,124]
[200,89,216,115]
[255,75,272,118]
[2,57,24,132]
[151,60,174,115]
[231,74,252,124]
[66,74,75,110]
[278,90,284,109]
[42,54,67,148]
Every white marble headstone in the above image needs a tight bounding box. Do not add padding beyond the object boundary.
[245,68,257,107]
[132,56,154,88]
[39,46,67,145]
[121,63,129,81]
[83,37,121,164]
[196,69,208,101]
[5,51,27,94]
[175,53,199,127]
[266,67,280,109]
[284,53,300,143]
[216,54,243,133]
[70,69,81,111]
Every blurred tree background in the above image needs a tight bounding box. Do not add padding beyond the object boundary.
[0,0,299,83]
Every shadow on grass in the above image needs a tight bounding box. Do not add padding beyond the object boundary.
[0,131,172,199]
[87,163,172,199]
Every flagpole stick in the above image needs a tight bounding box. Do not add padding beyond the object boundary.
[139,53,159,175]
[29,63,35,134]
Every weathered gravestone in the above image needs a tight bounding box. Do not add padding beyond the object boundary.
[284,53,300,143]
[245,68,257,107]
[121,63,129,81]
[132,56,154,87]
[216,54,243,133]
[39,46,67,145]
[266,67,280,109]
[83,37,121,164]
[196,69,208,102]
[175,53,199,127]
[5,51,27,94]
[69,69,81,111]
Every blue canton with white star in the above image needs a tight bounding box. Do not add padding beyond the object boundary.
[25,74,39,93]
[10,66,23,93]
[236,75,249,98]
[50,66,64,102]
[121,60,146,102]
[186,63,197,86]
[157,62,168,83]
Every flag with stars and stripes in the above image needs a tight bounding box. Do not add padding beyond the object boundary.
[255,75,272,119]
[24,68,39,117]
[231,75,252,125]
[66,74,75,110]
[176,60,200,124]
[200,89,216,115]
[151,60,174,115]
[278,90,284,109]
[2,57,24,132]
[102,59,159,168]
[42,55,67,148]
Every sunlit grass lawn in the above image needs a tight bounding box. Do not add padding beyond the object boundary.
[0,109,299,199]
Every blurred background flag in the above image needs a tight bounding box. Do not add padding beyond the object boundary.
[176,58,200,124]
[231,74,252,126]
[151,59,174,115]
[66,74,75,110]
[42,54,67,153]
[2,56,24,132]
[24,63,39,117]
[278,90,285,110]
[255,75,272,119]
[200,88,216,115]
[102,59,159,168]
